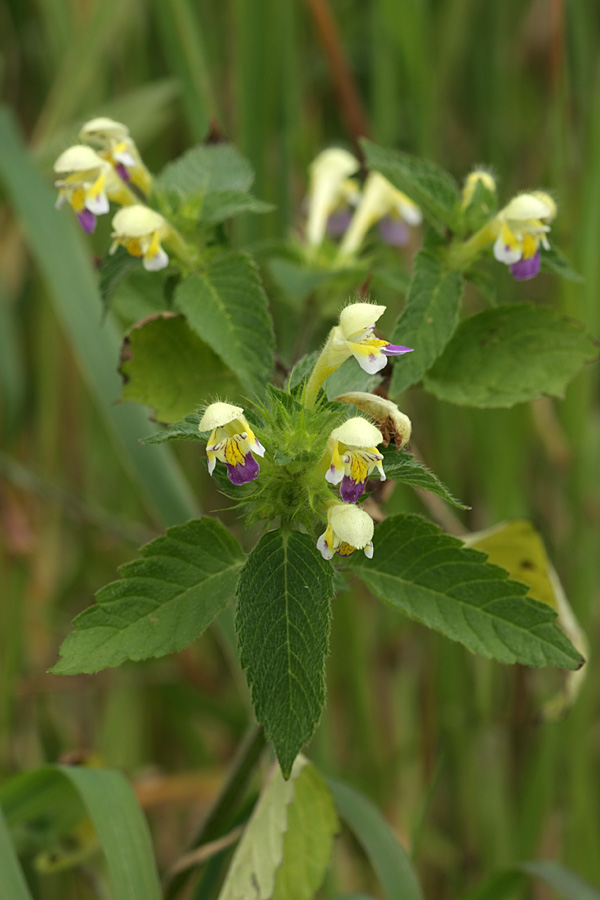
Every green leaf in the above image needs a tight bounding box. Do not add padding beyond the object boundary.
[519,861,600,900]
[1,766,161,900]
[350,514,584,670]
[268,258,340,303]
[424,304,599,407]
[325,356,382,400]
[217,759,304,900]
[327,776,423,900]
[0,808,34,900]
[236,530,334,777]
[540,243,583,282]
[381,447,468,509]
[174,252,274,398]
[99,248,142,309]
[362,139,460,231]
[272,764,339,900]
[52,518,245,674]
[155,143,255,196]
[389,250,463,395]
[200,190,274,226]
[119,313,239,423]
[141,413,203,445]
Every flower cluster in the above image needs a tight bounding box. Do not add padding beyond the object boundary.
[304,149,423,257]
[199,303,412,564]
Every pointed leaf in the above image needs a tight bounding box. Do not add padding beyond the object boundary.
[120,313,240,423]
[141,413,203,445]
[327,776,423,900]
[362,139,460,231]
[218,759,304,900]
[200,190,274,225]
[423,304,599,407]
[390,250,463,395]
[236,530,334,776]
[52,518,245,674]
[175,253,274,398]
[272,764,339,900]
[381,447,468,509]
[350,514,583,669]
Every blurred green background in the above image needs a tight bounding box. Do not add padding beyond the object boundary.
[1,0,599,897]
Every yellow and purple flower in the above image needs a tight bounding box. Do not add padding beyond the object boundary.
[339,171,422,257]
[331,303,413,375]
[493,192,556,281]
[109,206,171,272]
[54,145,132,234]
[317,503,374,560]
[80,117,152,195]
[199,402,265,486]
[305,148,360,248]
[325,417,385,503]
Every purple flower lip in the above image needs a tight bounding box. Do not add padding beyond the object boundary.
[382,343,414,357]
[378,216,410,247]
[510,249,541,281]
[78,209,97,234]
[115,162,131,182]
[340,475,365,503]
[327,209,353,239]
[226,453,260,485]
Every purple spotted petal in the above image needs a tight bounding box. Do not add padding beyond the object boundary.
[226,452,260,485]
[327,209,353,238]
[510,249,541,281]
[115,162,131,182]
[78,209,97,234]
[382,342,414,357]
[378,216,410,247]
[340,475,365,503]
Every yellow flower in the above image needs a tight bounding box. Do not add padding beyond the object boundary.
[325,417,385,503]
[339,172,422,257]
[493,192,556,281]
[461,168,496,210]
[306,148,360,247]
[317,503,374,560]
[330,303,413,375]
[54,145,132,233]
[199,402,265,485]
[110,206,171,272]
[80,117,152,195]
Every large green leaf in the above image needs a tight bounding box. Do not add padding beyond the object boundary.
[423,304,599,407]
[52,518,245,674]
[390,250,463,395]
[381,447,467,509]
[362,139,460,231]
[327,777,423,900]
[200,190,274,225]
[236,530,334,777]
[119,313,239,423]
[155,143,255,196]
[175,252,274,398]
[350,514,583,669]
[0,808,34,900]
[272,765,339,900]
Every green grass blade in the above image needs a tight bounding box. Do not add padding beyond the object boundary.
[0,105,198,526]
[0,807,34,900]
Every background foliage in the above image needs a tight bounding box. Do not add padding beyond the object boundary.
[1,0,599,897]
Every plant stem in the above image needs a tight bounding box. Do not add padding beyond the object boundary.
[446,220,497,270]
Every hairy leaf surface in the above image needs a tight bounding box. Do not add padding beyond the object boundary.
[175,252,274,397]
[381,448,467,509]
[350,515,583,669]
[390,250,463,395]
[155,143,255,195]
[424,304,598,407]
[53,518,244,674]
[362,139,460,230]
[236,530,334,776]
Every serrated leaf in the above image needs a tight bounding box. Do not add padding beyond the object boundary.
[141,413,203,445]
[218,758,305,900]
[350,514,583,669]
[155,143,255,196]
[236,530,334,777]
[200,190,274,225]
[272,765,339,900]
[119,313,239,423]
[424,304,599,407]
[389,250,463,395]
[327,776,423,900]
[381,447,468,509]
[362,139,460,231]
[174,252,274,398]
[52,518,245,674]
